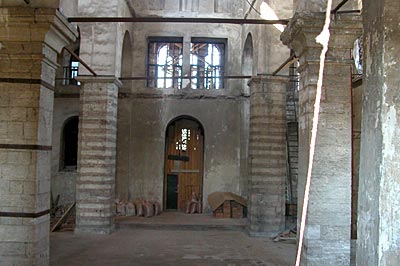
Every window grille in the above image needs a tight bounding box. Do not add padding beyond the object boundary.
[147,37,183,89]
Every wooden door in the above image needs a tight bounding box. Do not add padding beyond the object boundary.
[164,118,204,211]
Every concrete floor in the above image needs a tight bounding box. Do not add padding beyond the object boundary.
[50,229,296,266]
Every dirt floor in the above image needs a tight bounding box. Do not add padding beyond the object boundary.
[50,229,296,266]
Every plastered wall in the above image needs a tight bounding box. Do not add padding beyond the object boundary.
[116,91,248,212]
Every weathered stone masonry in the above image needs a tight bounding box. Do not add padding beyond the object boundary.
[75,76,121,235]
[282,13,361,266]
[357,0,400,265]
[248,76,287,237]
[0,7,77,266]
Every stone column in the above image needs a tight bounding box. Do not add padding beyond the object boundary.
[0,7,77,266]
[248,76,288,237]
[357,0,400,265]
[75,76,121,235]
[281,13,361,265]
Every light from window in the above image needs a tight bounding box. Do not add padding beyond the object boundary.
[148,39,183,89]
[62,60,80,86]
[71,61,80,85]
[190,40,225,89]
[176,128,191,151]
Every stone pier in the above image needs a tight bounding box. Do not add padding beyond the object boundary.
[0,7,77,265]
[75,77,121,235]
[248,76,287,237]
[357,0,400,265]
[281,13,361,265]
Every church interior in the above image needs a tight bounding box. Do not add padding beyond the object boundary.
[0,0,399,265]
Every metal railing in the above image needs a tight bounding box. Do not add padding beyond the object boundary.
[62,66,80,86]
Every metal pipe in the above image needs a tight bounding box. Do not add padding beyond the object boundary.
[331,0,349,14]
[68,17,289,25]
[63,47,97,77]
[336,10,361,14]
[272,55,298,76]
[119,75,254,80]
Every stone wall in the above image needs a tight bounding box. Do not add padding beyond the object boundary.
[116,90,248,212]
[51,96,80,205]
[248,76,287,237]
[133,0,244,18]
[75,77,120,235]
[357,0,400,265]
[0,6,77,265]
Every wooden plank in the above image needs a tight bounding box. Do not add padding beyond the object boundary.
[168,155,190,161]
[171,169,200,173]
[51,202,75,232]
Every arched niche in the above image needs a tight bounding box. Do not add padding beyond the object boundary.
[242,33,254,94]
[121,31,133,78]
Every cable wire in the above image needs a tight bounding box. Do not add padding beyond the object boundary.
[245,0,261,16]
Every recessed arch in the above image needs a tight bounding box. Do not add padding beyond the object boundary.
[121,31,133,78]
[60,116,79,171]
[242,33,254,94]
[163,116,204,211]
[242,33,254,76]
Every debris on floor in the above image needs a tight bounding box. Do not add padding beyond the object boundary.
[208,192,247,219]
[50,202,76,232]
[273,227,297,242]
[116,199,161,218]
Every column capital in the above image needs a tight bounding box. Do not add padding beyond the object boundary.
[281,12,362,59]
[76,75,123,88]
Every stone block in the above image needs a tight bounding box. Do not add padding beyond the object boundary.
[9,181,23,194]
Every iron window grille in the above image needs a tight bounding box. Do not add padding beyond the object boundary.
[190,38,226,90]
[147,37,183,89]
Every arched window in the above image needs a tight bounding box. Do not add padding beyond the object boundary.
[62,48,80,86]
[61,116,79,170]
[190,38,226,89]
[147,37,183,89]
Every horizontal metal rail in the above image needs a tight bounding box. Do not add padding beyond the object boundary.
[68,17,290,25]
[63,47,97,77]
[119,75,254,80]
[272,55,299,76]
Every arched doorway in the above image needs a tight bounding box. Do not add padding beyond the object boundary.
[164,117,204,211]
[60,116,79,170]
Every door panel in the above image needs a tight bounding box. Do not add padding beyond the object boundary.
[164,118,204,211]
[166,175,178,210]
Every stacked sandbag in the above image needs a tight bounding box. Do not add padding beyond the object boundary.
[115,199,162,218]
[125,202,136,216]
[153,201,162,215]
[134,200,144,217]
[185,192,201,214]
[143,201,154,217]
[115,199,127,216]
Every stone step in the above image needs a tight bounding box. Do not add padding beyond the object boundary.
[116,221,247,232]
